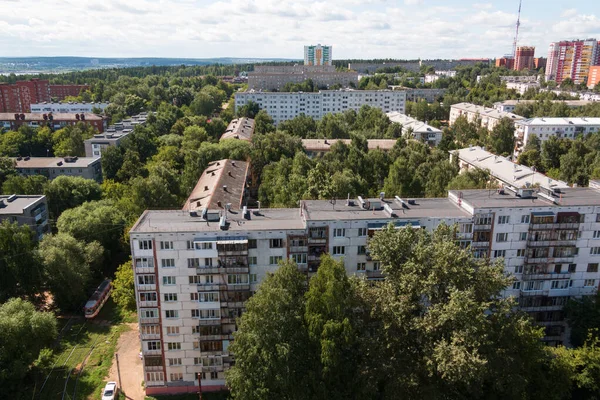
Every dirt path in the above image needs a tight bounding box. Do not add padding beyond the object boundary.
[106,323,145,400]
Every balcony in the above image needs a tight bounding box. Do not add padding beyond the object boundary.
[522,273,571,281]
[224,301,245,308]
[308,237,327,244]
[520,289,549,296]
[289,246,308,253]
[366,270,383,279]
[524,257,549,264]
[139,300,158,307]
[143,349,162,356]
[197,284,227,291]
[227,284,250,291]
[217,249,248,257]
[141,333,161,340]
[137,284,156,291]
[146,380,165,387]
[201,366,225,373]
[471,241,490,248]
[457,233,473,240]
[135,266,155,274]
[297,263,308,273]
[473,224,492,231]
[221,316,237,324]
[144,365,164,372]
[198,318,222,326]
[140,318,160,324]
[530,223,579,231]
[196,267,223,274]
[225,266,249,274]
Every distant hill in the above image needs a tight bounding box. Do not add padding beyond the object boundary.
[0,56,300,74]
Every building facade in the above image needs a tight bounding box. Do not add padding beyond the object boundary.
[506,81,541,95]
[386,112,443,146]
[247,65,358,91]
[546,39,600,84]
[0,112,107,133]
[496,56,515,69]
[14,156,103,182]
[130,165,600,395]
[493,100,594,113]
[84,112,149,157]
[234,90,406,125]
[0,79,51,113]
[514,117,600,156]
[49,84,90,100]
[0,195,49,240]
[588,66,600,89]
[30,102,109,113]
[304,44,332,66]
[514,46,536,71]
[449,102,524,131]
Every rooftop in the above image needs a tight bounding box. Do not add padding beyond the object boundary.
[302,139,398,152]
[387,112,442,134]
[450,187,600,209]
[494,100,594,107]
[0,113,104,121]
[453,146,569,190]
[0,195,45,215]
[13,156,100,169]
[182,159,249,213]
[515,117,600,126]
[239,89,404,95]
[220,118,255,142]
[451,102,524,120]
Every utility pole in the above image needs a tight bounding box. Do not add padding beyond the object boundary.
[115,353,122,392]
[197,371,203,400]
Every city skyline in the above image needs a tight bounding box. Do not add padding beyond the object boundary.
[1,0,600,59]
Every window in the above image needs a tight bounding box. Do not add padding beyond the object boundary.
[167,342,181,351]
[248,239,257,249]
[521,215,530,224]
[291,253,307,264]
[569,264,577,273]
[373,262,381,270]
[587,263,599,273]
[358,228,367,236]
[228,274,249,284]
[514,265,523,274]
[357,245,367,255]
[520,232,527,241]
[512,281,521,290]
[191,309,200,318]
[204,258,213,267]
[523,281,544,291]
[493,250,506,258]
[168,358,182,366]
[160,241,173,250]
[165,310,178,319]
[269,239,283,248]
[190,293,199,301]
[146,372,164,382]
[591,247,600,255]
[269,256,283,265]
[584,279,596,287]
[147,341,161,350]
[357,263,366,271]
[195,242,213,250]
[596,214,600,222]
[166,326,179,335]
[140,292,157,302]
[333,246,345,255]
[189,276,202,284]
[250,274,257,283]
[210,372,218,380]
[200,292,219,302]
[170,373,183,381]
[517,249,526,257]
[554,264,562,274]
[187,240,193,249]
[163,276,176,285]
[199,309,220,319]
[161,259,175,268]
[135,257,153,268]
[139,240,152,250]
[594,231,600,239]
[248,256,257,265]
[334,228,345,237]
[205,275,214,283]
[164,293,177,302]
[188,258,200,268]
[141,309,158,319]
[496,233,508,242]
[498,216,510,224]
[551,280,572,290]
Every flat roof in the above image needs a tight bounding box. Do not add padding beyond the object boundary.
[302,139,398,152]
[451,102,524,120]
[516,117,600,126]
[0,195,44,215]
[387,112,442,134]
[451,187,600,209]
[220,118,255,141]
[13,157,100,169]
[0,113,104,121]
[182,159,249,212]
[494,100,593,107]
[454,146,569,190]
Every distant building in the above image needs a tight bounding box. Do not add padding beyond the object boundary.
[0,195,49,240]
[496,56,515,69]
[30,102,109,114]
[546,39,600,84]
[401,88,447,103]
[588,66,600,89]
[500,76,539,83]
[506,81,541,95]
[449,102,524,131]
[514,117,600,156]
[234,89,406,125]
[0,78,50,113]
[514,46,536,71]
[304,44,332,66]
[0,112,107,132]
[534,57,547,70]
[386,112,443,146]
[84,112,150,157]
[301,139,398,157]
[49,84,90,100]
[220,118,255,142]
[493,100,595,113]
[247,65,358,91]
[13,156,103,182]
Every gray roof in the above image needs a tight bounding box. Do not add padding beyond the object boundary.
[451,102,524,120]
[515,117,600,126]
[14,157,100,169]
[450,187,600,209]
[0,195,44,215]
[386,112,442,134]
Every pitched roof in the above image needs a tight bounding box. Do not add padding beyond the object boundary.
[220,118,255,141]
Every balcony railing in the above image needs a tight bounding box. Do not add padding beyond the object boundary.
[522,273,571,281]
[135,266,155,274]
[227,284,250,290]
[473,224,492,231]
[471,241,490,248]
[139,300,158,307]
[530,223,580,231]
[196,267,223,274]
[146,380,165,387]
[143,349,162,356]
[308,237,327,244]
[140,333,161,340]
[289,246,308,253]
[224,301,245,308]
[137,284,156,291]
[366,270,383,279]
[197,284,227,291]
[140,317,160,324]
[144,365,164,371]
[225,266,249,274]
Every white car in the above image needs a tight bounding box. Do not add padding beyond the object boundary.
[102,382,118,400]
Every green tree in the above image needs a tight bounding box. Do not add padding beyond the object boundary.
[254,110,276,134]
[1,174,48,195]
[0,156,16,187]
[0,130,26,156]
[488,118,516,156]
[112,260,136,312]
[564,294,600,347]
[101,146,124,180]
[237,100,260,118]
[447,168,490,190]
[0,298,57,388]
[44,176,102,219]
[39,233,103,311]
[278,114,318,138]
[124,94,145,115]
[52,123,96,157]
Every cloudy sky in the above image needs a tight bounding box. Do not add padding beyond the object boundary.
[0,0,599,59]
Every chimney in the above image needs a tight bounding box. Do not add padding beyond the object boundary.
[223,185,228,192]
[204,186,209,191]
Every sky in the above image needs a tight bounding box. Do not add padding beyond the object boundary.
[1,0,600,60]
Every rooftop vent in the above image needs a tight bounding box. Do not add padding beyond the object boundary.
[223,185,228,192]
[204,186,209,191]
[7,194,17,203]
[24,156,30,161]
[0,200,5,208]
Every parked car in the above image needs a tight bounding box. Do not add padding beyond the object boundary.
[102,382,118,400]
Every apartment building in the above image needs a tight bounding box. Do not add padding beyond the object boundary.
[130,159,600,395]
[546,39,600,84]
[401,88,447,103]
[386,112,443,146]
[0,195,49,240]
[514,117,600,156]
[247,65,358,91]
[506,81,541,95]
[0,112,107,133]
[30,102,109,113]
[514,46,536,71]
[493,100,594,113]
[304,44,332,66]
[588,66,600,89]
[49,84,90,100]
[449,102,524,130]
[234,90,406,125]
[301,139,398,157]
[84,112,150,157]
[13,156,103,182]
[0,79,50,113]
[220,118,255,142]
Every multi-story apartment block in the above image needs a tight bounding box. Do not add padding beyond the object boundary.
[304,44,332,66]
[514,46,536,71]
[588,66,600,89]
[449,102,524,131]
[84,112,150,157]
[546,39,600,84]
[130,159,600,395]
[301,139,398,157]
[506,81,541,95]
[0,194,49,240]
[514,117,600,156]
[0,112,107,133]
[234,90,406,125]
[247,65,358,91]
[13,156,103,182]
[387,112,443,146]
[493,100,594,113]
[30,102,109,114]
[402,88,447,103]
[49,84,90,100]
[534,57,547,70]
[220,118,255,142]
[496,56,515,69]
[0,79,50,113]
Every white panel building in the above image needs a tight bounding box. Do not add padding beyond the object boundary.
[450,102,524,131]
[30,102,109,113]
[234,90,406,125]
[387,112,443,146]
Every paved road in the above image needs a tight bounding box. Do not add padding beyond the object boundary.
[107,323,145,400]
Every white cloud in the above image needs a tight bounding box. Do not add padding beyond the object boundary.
[561,8,578,18]
[552,14,600,35]
[404,0,422,5]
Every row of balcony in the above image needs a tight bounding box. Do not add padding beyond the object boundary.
[529,222,580,231]
[526,240,578,248]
